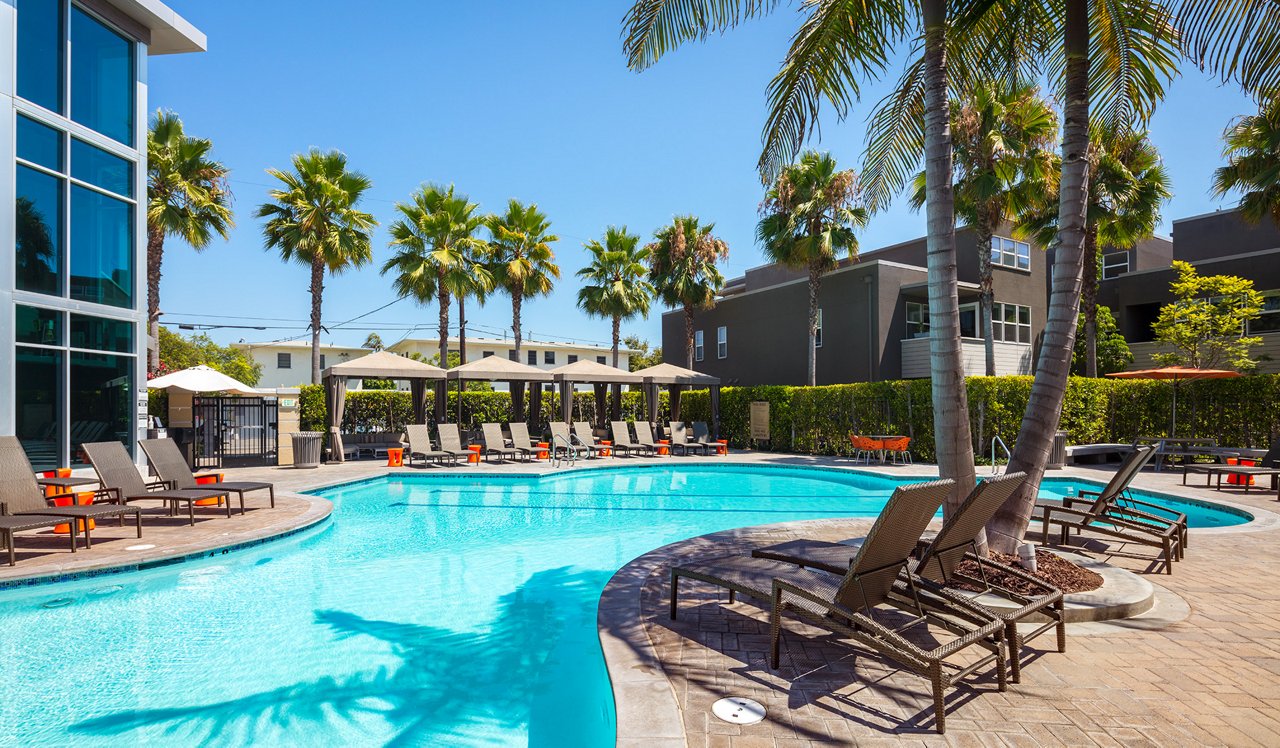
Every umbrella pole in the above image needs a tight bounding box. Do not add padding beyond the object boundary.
[1171,381,1178,437]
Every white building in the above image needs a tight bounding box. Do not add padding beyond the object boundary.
[236,336,637,389]
[3,0,205,470]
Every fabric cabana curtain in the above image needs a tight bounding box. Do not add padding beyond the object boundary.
[593,384,608,429]
[410,379,428,425]
[324,375,348,463]
[610,384,622,424]
[434,381,447,423]
[510,382,525,426]
[560,381,574,423]
[670,385,684,422]
[529,382,543,430]
[710,385,721,438]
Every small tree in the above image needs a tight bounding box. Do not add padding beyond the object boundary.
[1151,261,1263,371]
[362,333,384,350]
[1071,305,1131,375]
[622,335,662,371]
[155,327,262,385]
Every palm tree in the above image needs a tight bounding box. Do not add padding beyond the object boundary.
[758,151,868,386]
[1017,126,1170,377]
[909,83,1058,376]
[146,111,233,371]
[647,216,729,368]
[453,240,495,364]
[576,227,654,368]
[487,200,560,360]
[257,150,376,384]
[362,333,384,351]
[380,184,489,370]
[1212,97,1280,225]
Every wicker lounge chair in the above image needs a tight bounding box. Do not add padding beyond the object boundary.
[550,422,598,459]
[1037,445,1184,573]
[755,472,1064,683]
[0,511,75,566]
[479,423,524,462]
[671,479,1006,733]
[609,421,653,457]
[1182,438,1280,492]
[668,422,710,455]
[506,422,542,460]
[631,421,664,452]
[83,441,234,525]
[140,438,275,510]
[404,425,460,467]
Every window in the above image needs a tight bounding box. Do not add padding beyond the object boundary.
[16,165,63,296]
[70,6,135,145]
[278,353,292,369]
[694,330,705,362]
[991,236,1031,270]
[567,354,578,364]
[69,351,132,465]
[17,305,62,346]
[992,303,1032,344]
[508,350,518,361]
[1102,251,1130,280]
[597,355,606,364]
[717,326,727,359]
[814,309,823,348]
[17,115,63,170]
[70,185,133,308]
[906,302,978,338]
[320,355,327,370]
[544,351,555,365]
[15,347,62,472]
[70,313,132,352]
[1250,291,1280,334]
[482,351,495,358]
[71,139,134,196]
[527,350,537,365]
[16,0,64,112]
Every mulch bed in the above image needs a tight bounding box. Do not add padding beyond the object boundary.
[950,549,1103,594]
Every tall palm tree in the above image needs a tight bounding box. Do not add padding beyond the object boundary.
[487,200,560,360]
[454,240,495,364]
[576,227,655,368]
[257,149,376,384]
[146,111,233,371]
[909,83,1058,376]
[1212,97,1280,225]
[381,184,489,370]
[758,151,868,386]
[1017,127,1170,377]
[647,216,729,369]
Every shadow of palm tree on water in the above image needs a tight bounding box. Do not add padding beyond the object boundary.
[71,566,613,746]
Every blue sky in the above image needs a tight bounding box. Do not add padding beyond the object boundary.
[151,1,1258,353]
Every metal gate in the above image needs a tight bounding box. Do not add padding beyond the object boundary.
[192,396,279,469]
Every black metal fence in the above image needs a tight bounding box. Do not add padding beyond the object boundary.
[192,396,279,469]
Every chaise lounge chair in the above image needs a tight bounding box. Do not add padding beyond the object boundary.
[436,424,473,463]
[140,438,275,510]
[83,441,234,525]
[506,422,542,460]
[573,422,611,457]
[631,421,664,453]
[1182,438,1280,493]
[691,421,719,452]
[609,421,653,457]
[1037,445,1184,573]
[671,479,1008,733]
[479,423,524,463]
[668,422,710,456]
[754,472,1064,683]
[404,425,461,467]
[550,422,598,460]
[0,436,144,564]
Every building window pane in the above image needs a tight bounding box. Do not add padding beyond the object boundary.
[1102,251,1130,280]
[16,165,64,296]
[991,236,1031,270]
[320,354,326,369]
[16,347,63,471]
[1249,291,1280,334]
[17,115,64,171]
[527,350,537,365]
[72,138,134,197]
[596,355,606,364]
[69,313,134,352]
[959,305,978,338]
[567,354,578,364]
[991,302,1032,344]
[814,308,823,348]
[16,0,64,112]
[509,350,518,362]
[544,351,555,365]
[906,301,929,338]
[70,6,135,146]
[277,353,291,369]
[717,326,727,359]
[694,330,705,362]
[17,305,63,345]
[70,185,134,308]
[70,351,133,465]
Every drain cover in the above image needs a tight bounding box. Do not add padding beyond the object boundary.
[712,697,765,725]
[42,598,75,609]
[125,544,155,551]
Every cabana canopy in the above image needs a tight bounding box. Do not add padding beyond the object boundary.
[631,363,721,436]
[549,359,643,424]
[445,356,553,428]
[632,362,720,386]
[322,351,447,463]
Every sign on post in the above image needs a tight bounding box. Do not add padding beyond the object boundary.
[749,401,770,442]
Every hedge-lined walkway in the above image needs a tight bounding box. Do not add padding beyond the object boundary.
[599,457,1280,747]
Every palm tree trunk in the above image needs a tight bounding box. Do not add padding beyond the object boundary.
[458,295,468,364]
[611,315,621,369]
[922,0,977,521]
[977,216,996,377]
[684,305,695,368]
[1082,224,1099,377]
[807,262,821,387]
[309,255,324,385]
[437,274,451,369]
[987,0,1091,555]
[146,226,164,373]
[512,290,523,358]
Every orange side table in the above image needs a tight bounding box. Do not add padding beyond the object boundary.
[536,442,550,460]
[194,472,226,506]
[467,445,483,464]
[386,448,404,467]
[41,470,95,534]
[657,439,670,456]
[715,439,728,456]
[1225,457,1256,486]
[599,439,612,457]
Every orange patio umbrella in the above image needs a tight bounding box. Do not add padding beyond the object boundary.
[1106,366,1241,434]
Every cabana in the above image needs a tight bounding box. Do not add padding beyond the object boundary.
[445,356,553,427]
[631,363,721,437]
[549,359,644,427]
[321,351,447,463]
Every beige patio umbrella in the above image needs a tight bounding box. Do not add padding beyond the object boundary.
[146,365,260,395]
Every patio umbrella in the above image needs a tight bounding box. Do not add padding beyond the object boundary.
[146,365,260,395]
[1106,366,1241,434]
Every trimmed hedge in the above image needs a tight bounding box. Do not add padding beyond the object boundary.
[681,375,1280,462]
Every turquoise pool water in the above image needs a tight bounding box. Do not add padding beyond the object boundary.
[0,464,1248,745]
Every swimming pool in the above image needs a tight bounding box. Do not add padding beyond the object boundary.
[0,464,1248,745]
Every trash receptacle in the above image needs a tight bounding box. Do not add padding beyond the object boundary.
[1047,431,1068,470]
[291,431,323,469]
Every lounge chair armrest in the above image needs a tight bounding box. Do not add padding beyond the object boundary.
[1117,497,1187,522]
[1036,502,1096,521]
